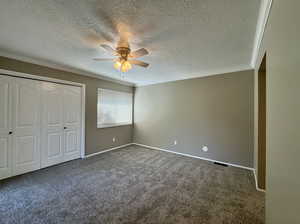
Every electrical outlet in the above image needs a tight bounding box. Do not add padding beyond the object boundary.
[202,145,208,152]
[174,140,177,145]
[112,137,116,142]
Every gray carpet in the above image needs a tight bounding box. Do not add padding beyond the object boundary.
[0,145,264,224]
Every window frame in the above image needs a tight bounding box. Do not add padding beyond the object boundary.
[97,88,133,129]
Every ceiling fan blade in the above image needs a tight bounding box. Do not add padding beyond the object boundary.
[129,60,149,68]
[100,44,116,54]
[93,58,115,61]
[129,48,149,58]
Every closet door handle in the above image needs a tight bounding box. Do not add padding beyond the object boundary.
[8,131,13,135]
[64,127,67,130]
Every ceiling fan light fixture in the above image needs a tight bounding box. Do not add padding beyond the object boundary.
[120,60,132,72]
[96,41,149,72]
[114,60,122,70]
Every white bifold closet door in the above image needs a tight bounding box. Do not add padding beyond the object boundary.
[0,76,41,178]
[13,77,41,176]
[41,82,64,168]
[0,75,82,180]
[0,76,40,179]
[62,85,82,162]
[41,82,82,168]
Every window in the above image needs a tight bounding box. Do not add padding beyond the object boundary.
[97,88,133,128]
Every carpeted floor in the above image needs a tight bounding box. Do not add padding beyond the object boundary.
[0,145,264,224]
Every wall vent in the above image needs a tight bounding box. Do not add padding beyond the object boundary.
[214,162,228,167]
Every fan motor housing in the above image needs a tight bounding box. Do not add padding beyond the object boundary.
[116,47,130,59]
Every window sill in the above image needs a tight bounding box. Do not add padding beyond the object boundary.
[97,123,132,129]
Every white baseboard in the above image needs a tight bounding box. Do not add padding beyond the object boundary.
[132,143,254,171]
[253,169,266,192]
[83,142,265,193]
[133,143,266,193]
[83,143,133,158]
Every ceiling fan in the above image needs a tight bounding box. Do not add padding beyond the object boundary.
[94,40,150,72]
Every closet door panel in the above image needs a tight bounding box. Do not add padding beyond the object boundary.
[0,76,12,180]
[48,133,62,156]
[13,78,41,176]
[41,82,64,168]
[0,137,10,179]
[63,85,81,161]
[0,79,10,131]
[65,130,78,153]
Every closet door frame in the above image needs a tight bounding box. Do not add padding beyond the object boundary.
[0,75,13,180]
[0,69,86,158]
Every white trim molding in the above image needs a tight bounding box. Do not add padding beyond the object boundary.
[79,142,265,193]
[133,143,266,193]
[80,86,86,159]
[0,69,85,87]
[253,169,266,192]
[132,143,254,171]
[0,50,134,87]
[84,143,133,159]
[136,65,252,87]
[97,123,132,129]
[251,0,273,67]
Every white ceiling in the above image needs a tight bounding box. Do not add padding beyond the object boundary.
[0,0,261,86]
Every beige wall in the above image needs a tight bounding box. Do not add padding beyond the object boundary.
[0,56,133,156]
[134,70,254,168]
[254,1,300,223]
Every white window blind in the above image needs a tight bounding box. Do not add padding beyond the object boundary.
[97,88,133,128]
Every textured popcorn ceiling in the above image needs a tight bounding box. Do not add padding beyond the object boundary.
[0,0,260,85]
